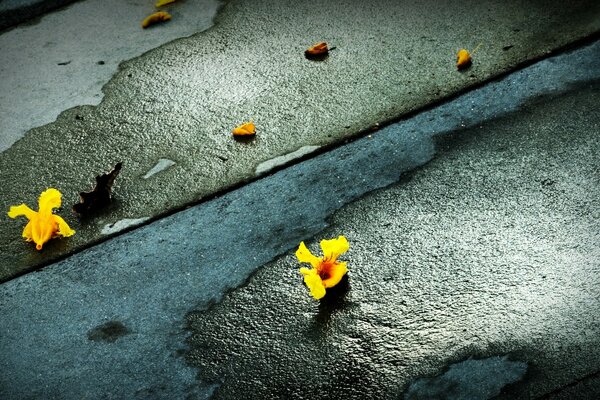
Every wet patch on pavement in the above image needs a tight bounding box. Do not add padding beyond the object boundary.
[2,0,599,280]
[87,320,131,343]
[404,356,528,400]
[185,81,600,398]
[0,49,598,398]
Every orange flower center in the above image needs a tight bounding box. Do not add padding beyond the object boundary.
[318,258,336,280]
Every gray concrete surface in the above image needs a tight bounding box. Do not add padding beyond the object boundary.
[0,0,221,152]
[543,372,600,399]
[0,42,598,399]
[1,0,599,281]
[186,81,600,399]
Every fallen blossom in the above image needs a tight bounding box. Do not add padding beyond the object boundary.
[296,236,349,300]
[8,188,75,250]
[155,0,176,6]
[305,42,329,59]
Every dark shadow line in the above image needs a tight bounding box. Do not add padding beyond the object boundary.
[536,369,600,399]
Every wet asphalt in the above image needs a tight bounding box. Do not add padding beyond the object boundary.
[0,40,598,398]
[0,0,220,152]
[185,80,600,399]
[1,0,600,281]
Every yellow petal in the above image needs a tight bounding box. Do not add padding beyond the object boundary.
[320,236,349,262]
[142,11,172,29]
[296,242,322,269]
[30,216,56,251]
[22,221,33,241]
[322,261,348,289]
[8,204,37,220]
[38,188,62,215]
[53,215,75,238]
[305,42,329,56]
[456,49,472,70]
[232,122,256,136]
[155,0,176,6]
[302,269,326,300]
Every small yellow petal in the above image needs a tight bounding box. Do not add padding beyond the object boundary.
[320,236,349,262]
[456,49,472,70]
[155,0,176,6]
[305,42,329,59]
[322,261,348,289]
[296,242,322,269]
[53,215,75,238]
[232,122,256,136]
[142,11,172,29]
[8,204,37,220]
[302,269,326,300]
[22,221,33,241]
[38,188,62,215]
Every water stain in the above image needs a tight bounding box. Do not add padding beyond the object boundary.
[404,356,528,400]
[87,321,131,343]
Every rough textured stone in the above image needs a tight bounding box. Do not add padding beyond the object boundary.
[2,0,599,280]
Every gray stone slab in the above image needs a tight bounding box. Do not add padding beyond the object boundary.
[0,0,221,152]
[186,80,600,399]
[1,0,599,281]
[1,42,598,399]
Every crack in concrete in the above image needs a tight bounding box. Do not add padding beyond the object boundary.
[537,369,600,399]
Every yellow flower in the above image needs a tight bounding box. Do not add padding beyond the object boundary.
[8,188,75,250]
[296,236,349,300]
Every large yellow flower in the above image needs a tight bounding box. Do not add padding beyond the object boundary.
[296,236,349,300]
[8,188,75,250]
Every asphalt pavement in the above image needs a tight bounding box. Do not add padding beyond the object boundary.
[1,0,599,281]
[185,79,600,399]
[0,37,598,399]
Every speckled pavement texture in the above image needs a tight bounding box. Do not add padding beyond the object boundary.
[0,38,598,398]
[1,0,599,280]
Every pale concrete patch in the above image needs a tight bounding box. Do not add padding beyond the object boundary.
[0,0,221,152]
[100,217,149,235]
[255,145,320,175]
[143,158,176,179]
